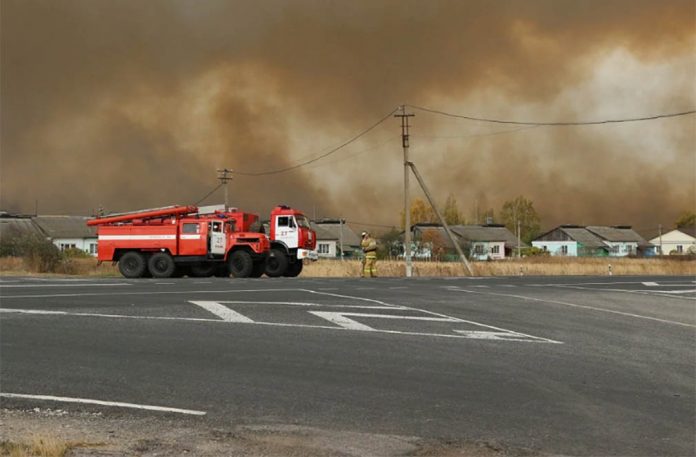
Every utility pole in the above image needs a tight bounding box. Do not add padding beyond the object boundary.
[339,218,345,261]
[658,223,663,256]
[395,105,415,277]
[407,161,474,276]
[216,168,233,209]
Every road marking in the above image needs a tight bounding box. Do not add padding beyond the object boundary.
[449,287,696,328]
[309,312,376,331]
[0,283,131,288]
[658,289,696,294]
[0,393,205,416]
[190,301,255,322]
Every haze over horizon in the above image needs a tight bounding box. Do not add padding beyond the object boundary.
[2,0,694,231]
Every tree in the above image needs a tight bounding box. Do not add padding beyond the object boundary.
[401,198,437,228]
[499,196,541,245]
[442,193,464,225]
[675,211,696,229]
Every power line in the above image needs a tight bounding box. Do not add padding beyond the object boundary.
[408,104,696,126]
[193,183,223,205]
[233,108,398,176]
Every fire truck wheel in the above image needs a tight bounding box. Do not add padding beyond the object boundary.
[118,252,147,278]
[264,248,288,277]
[190,262,216,277]
[228,250,254,278]
[283,261,303,277]
[249,261,265,278]
[148,252,176,278]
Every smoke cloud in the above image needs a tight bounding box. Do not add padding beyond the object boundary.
[2,0,694,231]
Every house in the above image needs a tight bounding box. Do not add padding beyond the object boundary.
[533,225,649,257]
[311,220,361,258]
[403,223,521,260]
[451,224,522,260]
[585,226,650,256]
[649,227,696,255]
[32,215,98,256]
[533,225,608,257]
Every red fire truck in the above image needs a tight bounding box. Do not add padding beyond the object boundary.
[224,205,318,277]
[87,205,270,278]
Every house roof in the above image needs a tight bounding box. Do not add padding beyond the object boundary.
[451,224,523,247]
[32,216,96,239]
[311,222,361,246]
[585,226,648,245]
[559,227,606,248]
[0,217,45,239]
[413,225,459,249]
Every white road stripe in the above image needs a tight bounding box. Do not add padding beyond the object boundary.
[451,288,696,328]
[658,289,696,294]
[0,283,131,288]
[308,312,375,331]
[0,307,559,343]
[189,301,254,322]
[0,393,205,416]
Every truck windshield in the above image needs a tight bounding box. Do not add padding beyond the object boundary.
[295,216,311,228]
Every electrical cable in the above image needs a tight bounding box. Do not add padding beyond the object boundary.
[408,104,696,126]
[232,108,398,176]
[193,183,223,206]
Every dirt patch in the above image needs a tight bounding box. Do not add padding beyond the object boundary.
[0,408,544,457]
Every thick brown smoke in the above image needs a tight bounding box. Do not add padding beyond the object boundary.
[1,0,694,231]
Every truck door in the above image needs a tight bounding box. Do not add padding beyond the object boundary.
[210,221,226,255]
[276,216,298,249]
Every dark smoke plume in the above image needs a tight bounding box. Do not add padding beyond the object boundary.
[1,0,694,230]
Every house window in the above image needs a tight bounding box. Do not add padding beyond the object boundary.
[561,245,568,255]
[89,243,97,254]
[491,245,500,254]
[318,243,330,254]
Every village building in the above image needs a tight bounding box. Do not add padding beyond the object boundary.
[533,225,649,257]
[311,219,361,258]
[649,227,696,255]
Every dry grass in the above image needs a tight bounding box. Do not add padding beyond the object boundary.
[0,435,100,457]
[0,257,119,277]
[1,256,694,278]
[302,257,696,277]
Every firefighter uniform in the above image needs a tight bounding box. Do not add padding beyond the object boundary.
[361,232,378,277]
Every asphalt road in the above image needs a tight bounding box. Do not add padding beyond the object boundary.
[1,275,694,456]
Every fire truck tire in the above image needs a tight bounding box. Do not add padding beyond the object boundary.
[148,252,176,278]
[190,262,216,277]
[228,250,254,278]
[265,248,288,277]
[214,264,230,277]
[284,261,303,277]
[249,260,265,278]
[118,252,147,278]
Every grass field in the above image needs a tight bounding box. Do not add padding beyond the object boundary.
[1,256,694,277]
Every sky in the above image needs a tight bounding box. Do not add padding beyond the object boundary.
[1,0,694,232]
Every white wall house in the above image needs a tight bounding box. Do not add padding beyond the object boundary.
[649,229,696,255]
[531,240,578,256]
[32,216,98,257]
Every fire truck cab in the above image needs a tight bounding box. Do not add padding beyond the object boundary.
[265,205,318,277]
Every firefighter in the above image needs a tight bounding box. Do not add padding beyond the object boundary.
[361,231,378,278]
